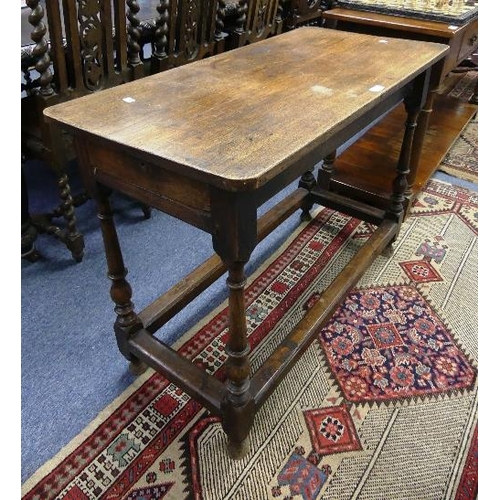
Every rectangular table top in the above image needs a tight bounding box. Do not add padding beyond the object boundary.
[44,27,448,191]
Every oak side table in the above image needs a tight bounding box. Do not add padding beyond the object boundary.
[44,27,447,457]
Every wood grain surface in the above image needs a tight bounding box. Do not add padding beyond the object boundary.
[44,27,448,190]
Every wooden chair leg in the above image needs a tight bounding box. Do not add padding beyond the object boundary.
[29,171,85,262]
[21,168,40,262]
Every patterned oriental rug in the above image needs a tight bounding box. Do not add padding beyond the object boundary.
[22,179,478,500]
[439,115,478,183]
[437,70,478,183]
[443,71,478,104]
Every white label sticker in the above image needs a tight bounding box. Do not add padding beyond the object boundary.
[369,85,385,92]
[311,85,334,96]
[122,97,136,103]
[379,39,389,44]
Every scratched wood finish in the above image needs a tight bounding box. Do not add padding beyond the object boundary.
[44,28,448,192]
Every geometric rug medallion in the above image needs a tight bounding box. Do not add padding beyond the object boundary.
[399,259,443,283]
[304,404,362,455]
[319,285,476,403]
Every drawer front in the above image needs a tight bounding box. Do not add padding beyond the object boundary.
[457,19,478,63]
[85,141,213,231]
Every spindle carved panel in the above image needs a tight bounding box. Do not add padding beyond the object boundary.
[77,0,105,90]
[226,0,282,47]
[284,0,327,29]
[161,0,219,67]
[21,0,230,261]
[255,0,268,36]
[183,0,200,60]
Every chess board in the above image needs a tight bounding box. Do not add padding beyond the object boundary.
[334,0,478,24]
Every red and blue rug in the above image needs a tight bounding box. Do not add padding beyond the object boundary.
[439,114,478,183]
[22,179,478,500]
[438,70,478,183]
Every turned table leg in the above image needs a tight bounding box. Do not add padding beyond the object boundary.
[386,71,428,253]
[221,261,255,457]
[211,189,258,457]
[317,150,336,191]
[95,183,146,375]
[298,167,317,221]
[383,105,419,256]
[405,59,444,216]
[406,87,435,201]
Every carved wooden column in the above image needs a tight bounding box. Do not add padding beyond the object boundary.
[45,121,86,262]
[254,0,267,36]
[230,0,248,48]
[59,172,84,256]
[26,0,54,97]
[215,0,228,53]
[274,0,284,34]
[126,0,145,79]
[184,0,200,61]
[152,0,169,73]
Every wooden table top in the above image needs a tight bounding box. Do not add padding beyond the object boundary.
[44,27,448,191]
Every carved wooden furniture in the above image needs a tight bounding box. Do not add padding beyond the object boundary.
[44,28,447,455]
[21,0,224,261]
[221,0,284,48]
[221,0,331,50]
[321,5,478,210]
[283,0,329,29]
